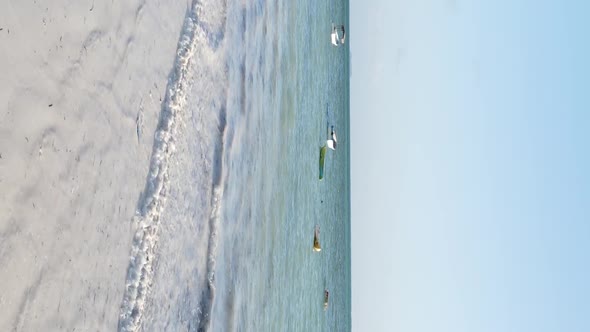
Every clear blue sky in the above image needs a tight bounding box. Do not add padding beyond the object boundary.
[350,1,590,331]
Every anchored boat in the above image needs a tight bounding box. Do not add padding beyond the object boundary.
[313,225,322,252]
[319,145,327,180]
[331,24,346,46]
[327,126,338,151]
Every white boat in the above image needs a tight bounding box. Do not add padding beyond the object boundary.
[331,24,346,46]
[327,126,338,150]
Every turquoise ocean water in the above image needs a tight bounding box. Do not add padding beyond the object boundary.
[118,1,350,331]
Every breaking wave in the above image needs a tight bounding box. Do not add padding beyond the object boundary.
[118,1,229,331]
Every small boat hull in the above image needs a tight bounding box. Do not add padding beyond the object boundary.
[313,225,321,252]
[319,145,327,180]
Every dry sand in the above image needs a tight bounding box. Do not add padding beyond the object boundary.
[0,1,188,330]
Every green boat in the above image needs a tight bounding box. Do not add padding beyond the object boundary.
[319,145,327,180]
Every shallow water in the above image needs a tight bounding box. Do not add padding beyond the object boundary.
[119,1,350,331]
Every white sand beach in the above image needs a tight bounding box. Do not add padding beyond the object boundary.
[0,1,188,330]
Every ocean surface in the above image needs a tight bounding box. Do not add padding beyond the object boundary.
[118,0,350,331]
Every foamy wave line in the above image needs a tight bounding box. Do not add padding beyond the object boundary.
[193,184,224,331]
[118,2,205,331]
